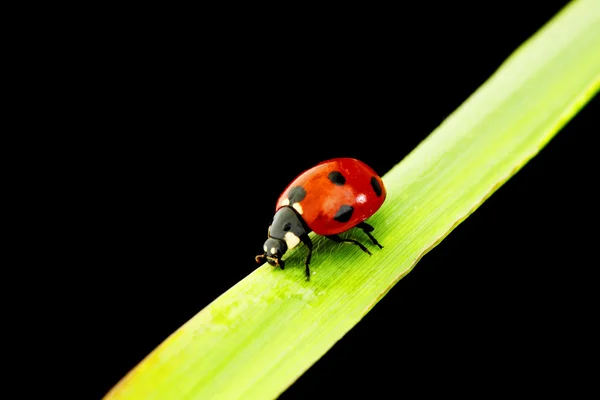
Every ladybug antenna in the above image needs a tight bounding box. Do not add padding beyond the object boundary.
[273,257,285,269]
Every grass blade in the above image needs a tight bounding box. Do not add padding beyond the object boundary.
[104,1,600,399]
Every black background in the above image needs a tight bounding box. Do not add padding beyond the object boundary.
[73,1,598,398]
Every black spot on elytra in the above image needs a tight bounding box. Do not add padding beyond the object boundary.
[288,186,306,204]
[328,171,346,185]
[334,205,354,223]
[371,176,382,197]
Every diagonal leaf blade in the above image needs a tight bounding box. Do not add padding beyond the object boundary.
[104,1,600,399]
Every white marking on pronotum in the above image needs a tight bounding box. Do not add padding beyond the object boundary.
[263,244,268,252]
[284,231,300,250]
[292,202,303,215]
[280,198,290,206]
[270,247,278,254]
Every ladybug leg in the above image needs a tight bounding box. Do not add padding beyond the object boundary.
[326,235,372,256]
[300,234,313,281]
[357,222,383,249]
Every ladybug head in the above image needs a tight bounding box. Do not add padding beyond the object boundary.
[256,237,287,269]
[255,206,308,270]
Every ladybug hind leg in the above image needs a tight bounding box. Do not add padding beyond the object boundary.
[326,234,372,256]
[357,222,384,249]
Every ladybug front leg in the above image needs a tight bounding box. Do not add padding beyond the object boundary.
[300,234,313,281]
[357,222,384,249]
[325,235,372,256]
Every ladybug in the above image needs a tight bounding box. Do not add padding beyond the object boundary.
[256,157,387,280]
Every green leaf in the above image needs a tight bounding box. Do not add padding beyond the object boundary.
[104,2,600,399]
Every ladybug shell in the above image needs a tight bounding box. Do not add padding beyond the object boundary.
[276,158,386,236]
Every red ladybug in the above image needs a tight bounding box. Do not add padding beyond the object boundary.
[256,157,387,280]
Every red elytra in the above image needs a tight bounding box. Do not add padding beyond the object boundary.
[256,158,387,281]
[276,158,386,235]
